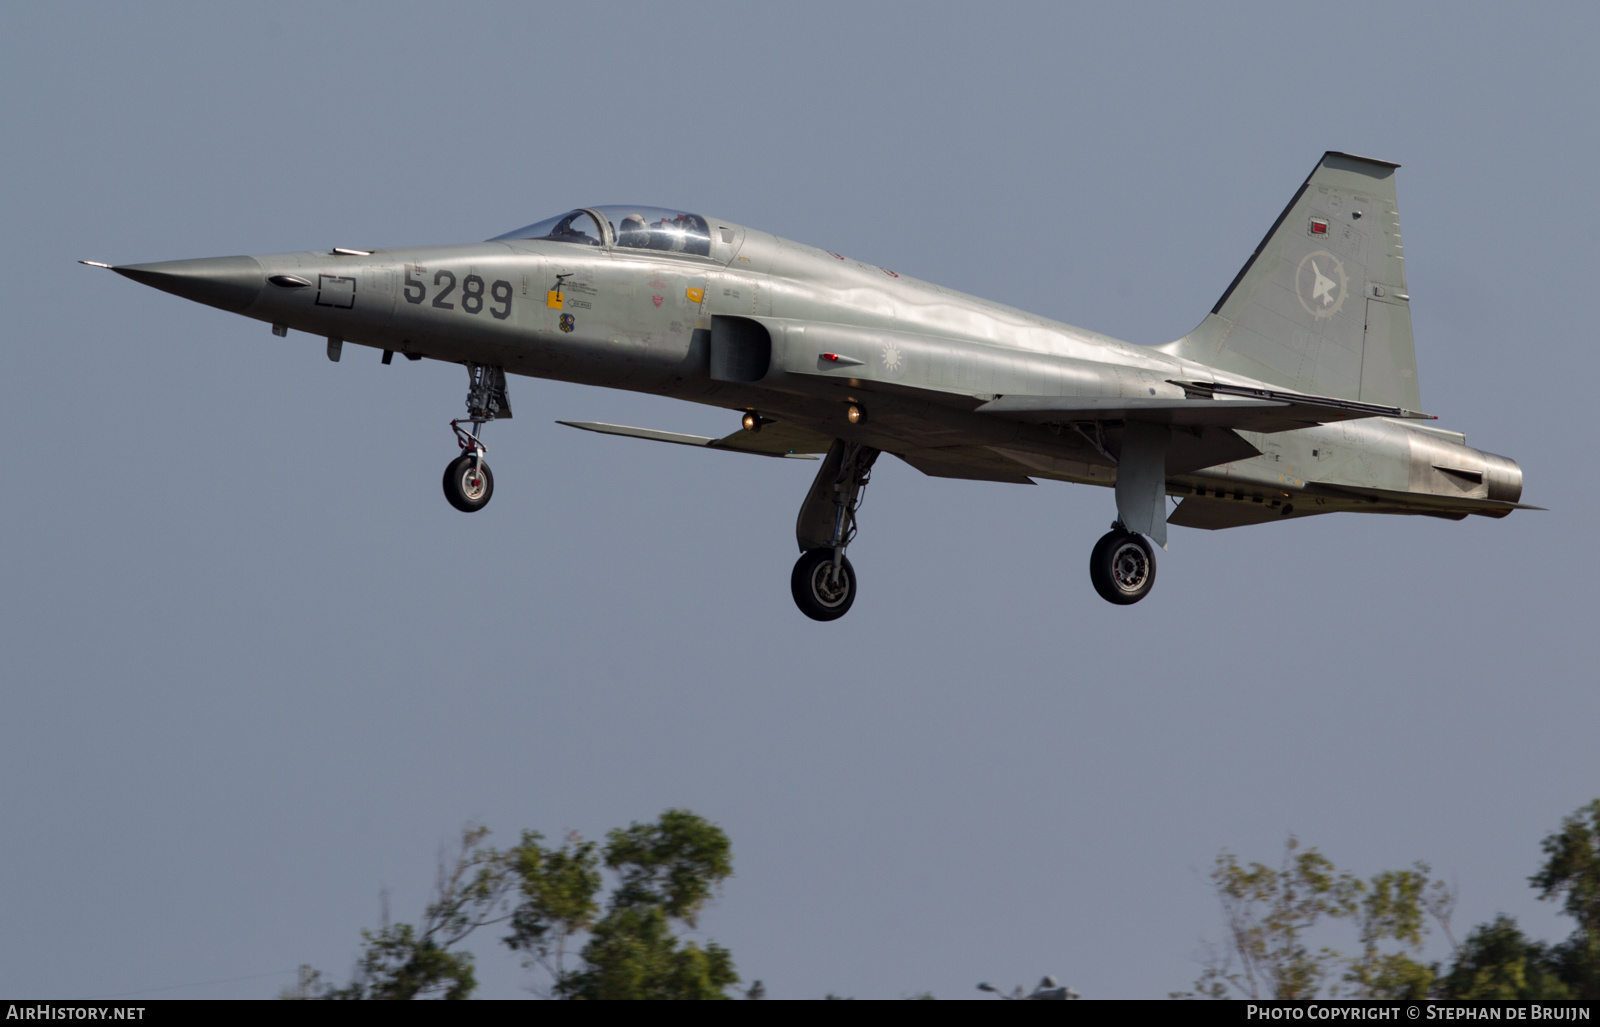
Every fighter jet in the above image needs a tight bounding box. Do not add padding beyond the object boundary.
[87,152,1531,621]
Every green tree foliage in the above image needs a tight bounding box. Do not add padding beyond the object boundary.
[1343,866,1453,999]
[1181,838,1453,999]
[549,810,737,1000]
[307,810,739,1000]
[1189,799,1600,1002]
[602,809,733,926]
[554,906,737,1000]
[1530,798,1600,998]
[1433,799,1600,999]
[322,826,520,1000]
[502,830,603,991]
[1434,915,1570,1000]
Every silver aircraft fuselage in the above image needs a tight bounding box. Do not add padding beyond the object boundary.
[99,155,1529,615]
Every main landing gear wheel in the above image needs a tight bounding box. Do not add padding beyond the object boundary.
[1090,528,1156,605]
[443,453,494,512]
[791,548,857,622]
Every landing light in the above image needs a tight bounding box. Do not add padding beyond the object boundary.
[846,402,867,425]
[742,411,760,433]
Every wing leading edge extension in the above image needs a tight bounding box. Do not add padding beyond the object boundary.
[557,420,829,459]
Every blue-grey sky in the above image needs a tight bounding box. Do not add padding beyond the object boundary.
[3,1,1595,1000]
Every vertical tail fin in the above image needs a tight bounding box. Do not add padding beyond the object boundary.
[1163,152,1419,411]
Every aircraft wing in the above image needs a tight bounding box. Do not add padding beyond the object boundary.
[896,447,1036,484]
[977,381,1435,433]
[556,420,829,458]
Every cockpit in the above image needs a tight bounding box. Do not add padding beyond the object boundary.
[492,206,713,257]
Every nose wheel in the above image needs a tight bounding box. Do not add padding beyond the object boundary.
[443,452,494,512]
[1090,525,1156,605]
[441,363,510,513]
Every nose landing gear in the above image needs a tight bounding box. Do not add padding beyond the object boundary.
[1089,523,1156,605]
[443,448,494,512]
[443,363,510,513]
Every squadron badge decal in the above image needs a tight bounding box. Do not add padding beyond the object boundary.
[1295,249,1348,320]
[559,313,575,333]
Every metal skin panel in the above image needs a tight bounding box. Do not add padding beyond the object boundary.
[104,154,1527,545]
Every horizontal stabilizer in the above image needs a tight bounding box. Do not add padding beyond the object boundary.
[557,420,827,459]
[976,382,1432,434]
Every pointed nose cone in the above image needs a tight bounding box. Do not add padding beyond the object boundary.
[114,256,265,313]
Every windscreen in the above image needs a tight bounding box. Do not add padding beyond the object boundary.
[491,209,604,246]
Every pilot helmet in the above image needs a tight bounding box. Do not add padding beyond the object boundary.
[618,213,649,246]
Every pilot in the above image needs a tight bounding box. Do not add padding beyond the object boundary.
[680,214,710,255]
[617,213,650,249]
[653,216,686,252]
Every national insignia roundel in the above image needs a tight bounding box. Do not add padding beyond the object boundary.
[880,340,905,378]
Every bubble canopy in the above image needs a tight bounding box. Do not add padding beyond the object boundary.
[492,206,712,257]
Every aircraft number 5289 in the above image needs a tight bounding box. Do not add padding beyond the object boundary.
[404,265,513,320]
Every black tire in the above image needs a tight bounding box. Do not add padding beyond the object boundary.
[791,548,857,621]
[1089,530,1156,605]
[443,454,494,512]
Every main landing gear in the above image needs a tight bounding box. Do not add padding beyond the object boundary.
[443,364,511,513]
[791,440,879,621]
[1089,522,1156,605]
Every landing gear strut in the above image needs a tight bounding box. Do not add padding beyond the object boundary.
[791,440,879,621]
[1089,523,1156,605]
[443,363,510,513]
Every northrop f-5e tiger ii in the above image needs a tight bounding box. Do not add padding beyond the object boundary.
[88,152,1533,620]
